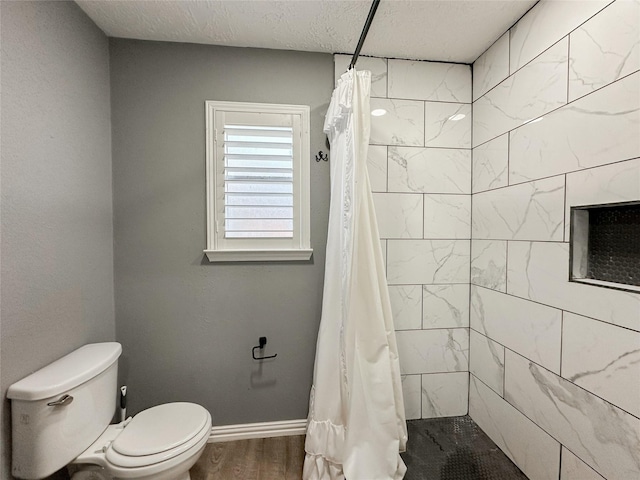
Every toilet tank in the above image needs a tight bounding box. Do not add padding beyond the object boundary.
[7,342,122,479]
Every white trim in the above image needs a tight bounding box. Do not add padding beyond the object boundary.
[204,249,313,262]
[208,419,307,443]
[572,278,640,293]
[204,100,311,262]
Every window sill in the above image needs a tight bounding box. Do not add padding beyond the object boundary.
[204,249,313,263]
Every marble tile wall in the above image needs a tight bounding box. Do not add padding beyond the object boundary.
[470,285,562,373]
[421,372,469,418]
[422,284,470,329]
[473,32,509,102]
[334,53,472,420]
[567,0,638,102]
[509,0,613,74]
[470,239,506,291]
[561,312,640,418]
[472,134,508,193]
[472,176,565,241]
[469,375,561,480]
[474,38,569,147]
[505,351,640,480]
[469,2,640,479]
[469,329,504,396]
[509,71,639,184]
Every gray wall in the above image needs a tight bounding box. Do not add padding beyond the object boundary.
[109,39,333,425]
[0,1,115,478]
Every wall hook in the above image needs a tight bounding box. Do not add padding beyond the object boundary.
[252,336,277,360]
[315,151,328,162]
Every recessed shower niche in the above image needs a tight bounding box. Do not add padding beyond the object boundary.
[570,201,640,292]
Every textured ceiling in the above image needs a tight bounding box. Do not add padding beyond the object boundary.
[76,0,538,64]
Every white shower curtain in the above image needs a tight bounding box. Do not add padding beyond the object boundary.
[303,69,407,480]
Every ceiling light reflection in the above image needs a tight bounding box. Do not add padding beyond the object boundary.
[448,113,466,121]
[524,116,544,125]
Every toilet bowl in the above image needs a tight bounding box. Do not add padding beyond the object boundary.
[69,402,212,480]
[7,342,212,480]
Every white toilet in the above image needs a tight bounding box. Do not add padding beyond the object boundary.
[7,342,212,480]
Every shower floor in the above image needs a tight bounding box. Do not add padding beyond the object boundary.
[191,415,528,479]
[401,416,528,480]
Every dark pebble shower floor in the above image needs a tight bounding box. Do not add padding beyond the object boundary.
[402,416,528,480]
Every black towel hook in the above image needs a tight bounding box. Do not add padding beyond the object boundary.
[315,151,328,162]
[252,336,277,360]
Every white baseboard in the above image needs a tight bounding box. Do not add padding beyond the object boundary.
[209,419,307,443]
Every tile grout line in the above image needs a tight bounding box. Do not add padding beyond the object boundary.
[505,240,509,292]
[397,325,471,333]
[469,62,474,416]
[559,311,564,379]
[471,156,640,195]
[508,27,511,81]
[373,95,473,104]
[419,372,423,419]
[502,341,507,398]
[563,174,568,243]
[558,441,563,480]
[507,128,511,187]
[472,153,640,194]
[420,282,425,331]
[385,145,389,193]
[422,192,426,240]
[566,33,571,105]
[386,59,389,99]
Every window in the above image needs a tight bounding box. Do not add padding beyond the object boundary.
[204,101,312,262]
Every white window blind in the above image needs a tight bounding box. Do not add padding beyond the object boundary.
[205,101,312,262]
[223,124,294,239]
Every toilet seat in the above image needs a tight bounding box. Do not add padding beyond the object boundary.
[105,403,211,469]
[72,401,212,479]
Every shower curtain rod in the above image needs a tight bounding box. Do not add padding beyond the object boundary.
[349,0,381,70]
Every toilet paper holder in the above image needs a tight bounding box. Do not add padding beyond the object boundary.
[252,336,278,360]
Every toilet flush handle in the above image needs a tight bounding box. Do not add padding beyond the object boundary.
[47,394,74,407]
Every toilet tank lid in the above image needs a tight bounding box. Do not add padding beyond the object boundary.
[7,342,122,401]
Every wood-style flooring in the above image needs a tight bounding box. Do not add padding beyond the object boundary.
[190,435,305,480]
[190,416,529,480]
